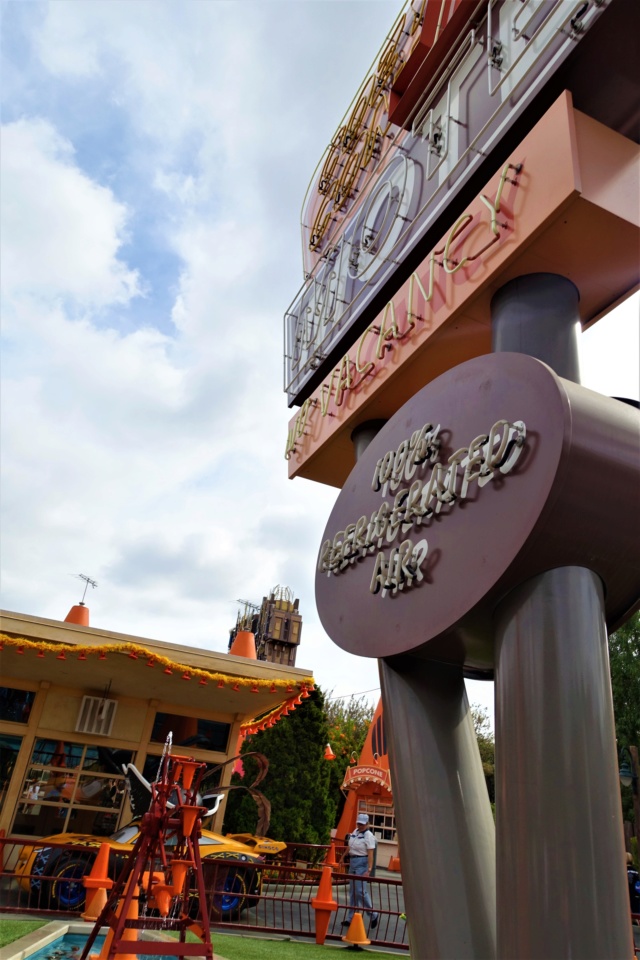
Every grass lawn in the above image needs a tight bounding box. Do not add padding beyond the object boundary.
[0,921,404,960]
[0,920,47,948]
[209,933,402,960]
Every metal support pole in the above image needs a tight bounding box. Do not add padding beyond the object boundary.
[380,657,497,960]
[494,568,632,960]
[491,274,632,960]
[352,420,496,960]
[490,272,581,381]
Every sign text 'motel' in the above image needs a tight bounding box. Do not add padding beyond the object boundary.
[286,162,519,460]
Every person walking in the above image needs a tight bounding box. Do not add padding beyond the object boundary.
[342,813,379,929]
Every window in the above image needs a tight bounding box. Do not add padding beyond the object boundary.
[0,734,23,814]
[142,756,222,791]
[358,800,396,842]
[11,739,133,838]
[370,715,387,759]
[0,687,35,724]
[151,713,230,753]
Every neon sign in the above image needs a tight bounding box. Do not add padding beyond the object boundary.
[284,0,609,406]
[285,161,520,460]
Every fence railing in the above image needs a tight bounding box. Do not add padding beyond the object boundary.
[0,836,409,950]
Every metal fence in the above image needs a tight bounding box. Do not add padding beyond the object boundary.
[0,836,409,951]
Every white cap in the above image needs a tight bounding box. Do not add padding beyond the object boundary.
[356,813,369,825]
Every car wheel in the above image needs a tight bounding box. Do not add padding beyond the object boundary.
[200,852,261,923]
[49,854,94,911]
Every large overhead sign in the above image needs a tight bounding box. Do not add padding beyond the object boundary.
[285,93,640,486]
[284,0,611,406]
[315,352,640,673]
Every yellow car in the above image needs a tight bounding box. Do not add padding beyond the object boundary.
[14,821,283,919]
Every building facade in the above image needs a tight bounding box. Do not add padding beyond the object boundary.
[334,700,397,869]
[0,608,314,843]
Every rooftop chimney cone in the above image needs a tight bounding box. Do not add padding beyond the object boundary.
[229,630,257,659]
[64,603,90,626]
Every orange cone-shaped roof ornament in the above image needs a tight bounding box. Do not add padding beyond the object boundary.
[67,575,97,626]
[65,603,90,626]
[229,630,257,659]
[324,743,337,761]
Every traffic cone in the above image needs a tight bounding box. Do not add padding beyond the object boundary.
[177,759,199,790]
[152,883,174,918]
[325,841,338,868]
[179,805,201,837]
[170,859,192,895]
[311,864,338,944]
[92,877,139,960]
[82,843,114,921]
[141,869,165,910]
[342,912,371,947]
[229,630,257,659]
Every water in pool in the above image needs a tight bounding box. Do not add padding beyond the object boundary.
[26,933,106,960]
[23,934,182,960]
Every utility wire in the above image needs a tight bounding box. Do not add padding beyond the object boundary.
[326,687,380,701]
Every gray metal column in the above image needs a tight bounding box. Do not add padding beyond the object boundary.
[352,419,496,960]
[491,274,632,960]
[490,272,581,380]
[494,568,632,960]
[380,657,497,960]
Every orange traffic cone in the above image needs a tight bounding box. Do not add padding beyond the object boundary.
[141,869,165,911]
[177,759,199,790]
[342,912,371,947]
[92,876,139,960]
[388,856,401,872]
[311,864,338,944]
[229,630,257,659]
[324,841,338,868]
[82,843,114,921]
[170,859,192,895]
[152,883,174,918]
[179,805,198,837]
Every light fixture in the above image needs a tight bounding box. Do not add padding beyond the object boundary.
[324,743,337,761]
[619,747,637,790]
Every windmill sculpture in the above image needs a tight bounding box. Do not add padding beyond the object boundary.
[80,738,214,960]
[79,737,272,960]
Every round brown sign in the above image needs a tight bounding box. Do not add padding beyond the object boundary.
[315,352,640,671]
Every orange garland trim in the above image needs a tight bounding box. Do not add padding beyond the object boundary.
[0,633,314,733]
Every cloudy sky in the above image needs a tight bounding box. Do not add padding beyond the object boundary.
[1,0,638,722]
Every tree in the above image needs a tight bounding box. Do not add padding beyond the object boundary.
[609,611,640,833]
[471,704,495,804]
[223,687,336,844]
[324,694,375,823]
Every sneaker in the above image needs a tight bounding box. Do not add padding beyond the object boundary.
[341,919,351,926]
[370,916,378,929]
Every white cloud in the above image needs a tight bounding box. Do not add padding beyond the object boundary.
[1,118,140,307]
[2,0,635,722]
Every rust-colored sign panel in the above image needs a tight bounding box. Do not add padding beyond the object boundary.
[287,93,639,487]
[315,352,640,673]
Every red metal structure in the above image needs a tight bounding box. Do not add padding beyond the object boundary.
[80,744,213,960]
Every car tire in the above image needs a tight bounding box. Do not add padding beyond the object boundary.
[30,848,95,913]
[47,853,95,912]
[199,852,261,923]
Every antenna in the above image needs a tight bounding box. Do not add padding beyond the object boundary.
[75,573,98,605]
[236,598,259,630]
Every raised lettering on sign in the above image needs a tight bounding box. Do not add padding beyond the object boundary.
[317,418,526,597]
